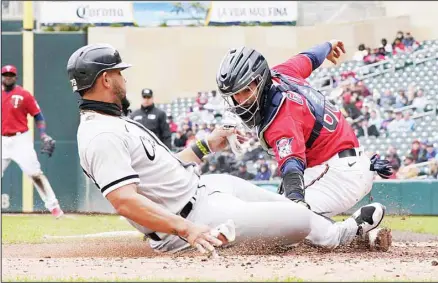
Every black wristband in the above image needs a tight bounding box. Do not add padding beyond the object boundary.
[191,139,211,160]
[191,143,205,160]
[282,171,305,200]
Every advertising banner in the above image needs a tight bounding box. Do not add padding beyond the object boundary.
[207,1,298,25]
[132,1,209,27]
[39,1,134,25]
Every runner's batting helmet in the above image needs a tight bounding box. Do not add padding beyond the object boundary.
[66,44,131,93]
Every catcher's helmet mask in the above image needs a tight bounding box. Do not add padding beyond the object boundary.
[216,47,271,129]
[67,44,131,94]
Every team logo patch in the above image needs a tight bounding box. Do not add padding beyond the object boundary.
[11,95,24,108]
[276,137,293,159]
[286,91,303,105]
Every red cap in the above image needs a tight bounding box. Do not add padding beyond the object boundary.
[1,65,17,75]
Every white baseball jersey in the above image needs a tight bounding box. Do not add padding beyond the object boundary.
[77,111,199,234]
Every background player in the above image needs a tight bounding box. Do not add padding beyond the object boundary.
[1,65,63,218]
[216,40,392,240]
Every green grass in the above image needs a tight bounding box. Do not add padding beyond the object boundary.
[333,215,438,235]
[2,214,438,245]
[2,214,135,244]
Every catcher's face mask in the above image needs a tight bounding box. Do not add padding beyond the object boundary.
[222,77,263,129]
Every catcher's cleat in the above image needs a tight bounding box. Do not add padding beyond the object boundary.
[366,227,392,252]
[352,202,386,235]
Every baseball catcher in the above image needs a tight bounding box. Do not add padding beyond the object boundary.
[216,40,392,245]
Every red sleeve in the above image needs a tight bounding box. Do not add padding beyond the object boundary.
[272,54,313,80]
[23,91,41,116]
[264,102,306,169]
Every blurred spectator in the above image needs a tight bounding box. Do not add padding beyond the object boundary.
[185,129,196,146]
[394,90,408,108]
[381,109,395,131]
[379,89,396,108]
[341,92,362,119]
[381,38,393,54]
[417,140,430,163]
[392,38,406,55]
[399,110,416,132]
[231,162,255,181]
[386,145,401,173]
[204,160,220,175]
[410,140,422,162]
[368,109,383,130]
[402,32,420,51]
[173,130,188,149]
[357,118,380,138]
[254,163,272,181]
[363,47,378,64]
[167,115,178,133]
[195,123,209,140]
[406,84,417,105]
[361,104,371,120]
[412,89,428,112]
[355,81,371,98]
[397,154,419,179]
[387,112,404,133]
[242,139,265,162]
[205,90,225,112]
[393,31,404,46]
[425,142,437,160]
[130,88,172,149]
[427,160,438,179]
[375,47,387,61]
[353,44,367,61]
[195,91,208,108]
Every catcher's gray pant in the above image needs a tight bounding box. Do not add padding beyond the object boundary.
[149,174,358,253]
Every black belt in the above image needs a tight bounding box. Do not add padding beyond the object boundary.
[147,200,194,241]
[338,148,360,158]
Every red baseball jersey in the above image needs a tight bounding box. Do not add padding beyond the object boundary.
[264,54,359,169]
[2,85,41,135]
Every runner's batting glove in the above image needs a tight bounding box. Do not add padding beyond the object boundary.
[370,154,392,179]
[41,134,56,157]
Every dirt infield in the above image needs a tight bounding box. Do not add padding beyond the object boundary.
[3,231,438,281]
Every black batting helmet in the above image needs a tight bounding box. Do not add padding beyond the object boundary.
[66,44,131,93]
[216,47,271,128]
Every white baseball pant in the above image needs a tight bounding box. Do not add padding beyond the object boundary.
[304,147,375,218]
[2,131,60,211]
[2,131,42,177]
[146,174,358,253]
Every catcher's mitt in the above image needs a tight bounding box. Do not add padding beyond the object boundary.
[41,135,56,157]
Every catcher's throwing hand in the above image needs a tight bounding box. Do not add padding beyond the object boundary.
[327,39,346,65]
[41,134,56,157]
